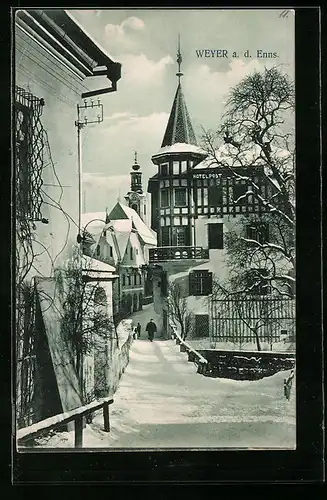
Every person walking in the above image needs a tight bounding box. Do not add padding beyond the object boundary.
[136,322,141,338]
[145,319,157,342]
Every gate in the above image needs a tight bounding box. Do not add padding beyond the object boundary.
[210,296,295,343]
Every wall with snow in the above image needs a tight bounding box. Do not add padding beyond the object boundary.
[16,28,86,279]
[196,348,295,381]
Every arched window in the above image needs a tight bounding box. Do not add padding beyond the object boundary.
[126,294,132,314]
[133,293,138,312]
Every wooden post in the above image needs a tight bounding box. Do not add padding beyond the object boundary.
[74,416,83,448]
[103,402,110,432]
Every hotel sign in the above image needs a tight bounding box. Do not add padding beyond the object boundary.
[192,172,222,179]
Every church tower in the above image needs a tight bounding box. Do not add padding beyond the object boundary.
[147,37,207,247]
[125,152,148,223]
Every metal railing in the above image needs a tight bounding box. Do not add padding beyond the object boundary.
[149,246,209,262]
[170,324,209,375]
[17,396,114,448]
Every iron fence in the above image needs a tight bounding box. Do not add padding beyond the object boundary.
[210,296,295,343]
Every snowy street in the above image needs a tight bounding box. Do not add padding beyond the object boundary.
[35,313,296,449]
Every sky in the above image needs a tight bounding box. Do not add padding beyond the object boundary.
[67,8,295,213]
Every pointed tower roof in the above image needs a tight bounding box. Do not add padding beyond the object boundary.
[152,37,206,162]
[161,83,198,147]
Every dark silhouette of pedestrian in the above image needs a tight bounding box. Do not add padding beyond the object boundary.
[136,322,141,338]
[145,319,157,342]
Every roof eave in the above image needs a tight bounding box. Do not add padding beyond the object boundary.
[15,9,121,85]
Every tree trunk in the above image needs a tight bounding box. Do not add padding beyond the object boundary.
[254,329,261,352]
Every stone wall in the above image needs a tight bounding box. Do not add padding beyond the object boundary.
[197,349,295,380]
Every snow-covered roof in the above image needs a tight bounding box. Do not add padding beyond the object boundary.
[109,202,157,246]
[152,142,206,159]
[129,231,146,267]
[194,144,293,171]
[64,10,119,64]
[110,218,132,233]
[193,144,264,170]
[113,231,130,259]
[82,255,116,273]
[81,212,107,230]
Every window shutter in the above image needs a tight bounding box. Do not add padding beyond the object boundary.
[208,223,224,249]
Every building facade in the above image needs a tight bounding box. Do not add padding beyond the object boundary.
[14,9,122,427]
[82,201,157,325]
[147,45,294,341]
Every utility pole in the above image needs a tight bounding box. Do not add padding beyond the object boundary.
[75,99,104,397]
[75,98,104,242]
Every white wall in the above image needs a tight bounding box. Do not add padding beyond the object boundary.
[16,26,87,279]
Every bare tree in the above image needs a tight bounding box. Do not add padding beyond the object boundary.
[201,66,295,295]
[56,248,116,401]
[212,280,290,352]
[225,213,295,297]
[167,281,193,341]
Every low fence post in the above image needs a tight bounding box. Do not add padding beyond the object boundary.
[103,402,110,432]
[74,416,84,448]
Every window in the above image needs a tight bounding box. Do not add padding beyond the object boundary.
[130,247,133,260]
[171,226,190,246]
[208,185,223,206]
[96,244,100,257]
[245,268,269,295]
[181,161,187,173]
[173,161,179,175]
[161,189,169,207]
[208,223,224,249]
[127,275,131,286]
[174,188,187,207]
[109,246,113,258]
[161,227,170,246]
[15,86,45,221]
[161,164,168,176]
[246,223,269,244]
[194,314,209,338]
[189,270,213,296]
[233,183,247,204]
[122,275,126,287]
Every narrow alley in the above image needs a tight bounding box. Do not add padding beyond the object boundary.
[36,307,296,449]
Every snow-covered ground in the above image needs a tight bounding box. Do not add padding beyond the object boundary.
[34,335,296,450]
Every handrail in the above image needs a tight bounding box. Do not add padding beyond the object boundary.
[17,396,114,448]
[170,324,209,374]
[284,369,295,401]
